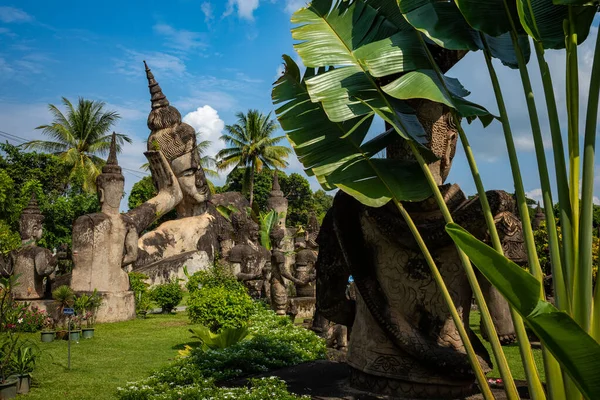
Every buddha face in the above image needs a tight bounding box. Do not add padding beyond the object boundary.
[171,150,209,207]
[97,174,124,212]
[19,217,43,241]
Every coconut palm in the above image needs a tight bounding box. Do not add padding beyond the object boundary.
[22,97,130,192]
[216,110,291,207]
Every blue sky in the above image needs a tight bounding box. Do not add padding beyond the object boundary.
[1,1,599,208]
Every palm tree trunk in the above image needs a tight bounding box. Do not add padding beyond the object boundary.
[249,159,256,207]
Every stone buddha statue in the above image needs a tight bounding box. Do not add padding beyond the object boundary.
[315,99,525,398]
[71,133,182,322]
[266,171,287,228]
[133,63,234,278]
[227,211,270,298]
[9,194,57,300]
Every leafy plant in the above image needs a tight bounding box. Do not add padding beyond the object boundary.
[258,209,279,250]
[10,341,41,375]
[274,0,600,399]
[151,280,183,314]
[52,285,75,330]
[189,325,251,351]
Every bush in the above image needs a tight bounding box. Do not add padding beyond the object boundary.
[186,267,254,332]
[151,280,183,314]
[117,305,323,400]
[17,306,47,332]
[129,272,152,315]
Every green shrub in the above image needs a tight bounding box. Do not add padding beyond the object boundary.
[186,267,253,332]
[129,272,152,315]
[151,280,183,314]
[117,305,323,400]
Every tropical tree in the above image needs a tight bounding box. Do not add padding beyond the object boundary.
[216,109,291,207]
[22,97,130,192]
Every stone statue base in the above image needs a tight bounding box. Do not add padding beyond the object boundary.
[289,297,315,319]
[350,368,478,399]
[132,250,211,287]
[93,291,136,323]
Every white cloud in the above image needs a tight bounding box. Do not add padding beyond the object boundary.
[284,0,307,14]
[152,24,207,51]
[0,7,33,23]
[224,0,260,20]
[525,188,543,204]
[201,2,213,23]
[175,91,238,113]
[182,105,226,159]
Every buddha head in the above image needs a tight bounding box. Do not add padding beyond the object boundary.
[19,194,44,242]
[144,61,210,217]
[96,133,125,215]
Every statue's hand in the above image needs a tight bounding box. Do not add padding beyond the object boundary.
[145,150,183,204]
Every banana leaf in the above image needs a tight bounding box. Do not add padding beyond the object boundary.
[272,55,432,207]
[446,222,600,400]
[516,0,596,49]
[259,210,278,250]
[396,0,530,68]
[189,325,251,351]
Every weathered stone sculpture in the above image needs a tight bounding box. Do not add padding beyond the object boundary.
[71,133,182,322]
[267,171,287,228]
[10,194,57,300]
[133,62,234,283]
[269,228,296,315]
[315,99,526,398]
[292,239,317,298]
[228,211,270,298]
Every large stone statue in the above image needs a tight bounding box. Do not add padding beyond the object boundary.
[133,62,234,283]
[71,133,182,322]
[227,211,270,298]
[316,99,526,398]
[9,194,57,300]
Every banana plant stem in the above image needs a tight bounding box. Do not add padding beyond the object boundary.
[408,140,519,400]
[481,38,546,400]
[533,41,573,313]
[393,199,495,400]
[410,31,519,400]
[579,8,600,338]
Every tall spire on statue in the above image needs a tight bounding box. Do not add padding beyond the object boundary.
[101,133,122,176]
[144,60,170,109]
[267,170,288,228]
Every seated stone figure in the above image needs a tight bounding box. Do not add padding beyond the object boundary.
[8,194,57,300]
[292,238,317,298]
[316,100,525,398]
[227,211,270,298]
[71,133,182,323]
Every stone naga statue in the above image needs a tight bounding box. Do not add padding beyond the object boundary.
[8,194,57,300]
[315,99,526,398]
[71,133,182,322]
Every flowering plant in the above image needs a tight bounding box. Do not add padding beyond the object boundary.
[42,316,55,332]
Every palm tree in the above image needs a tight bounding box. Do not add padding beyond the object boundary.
[216,109,291,207]
[22,97,131,192]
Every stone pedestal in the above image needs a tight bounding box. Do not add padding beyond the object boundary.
[93,291,136,323]
[290,296,315,319]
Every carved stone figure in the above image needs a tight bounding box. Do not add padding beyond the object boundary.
[316,99,526,398]
[133,63,232,282]
[71,133,182,322]
[228,211,270,298]
[267,171,288,228]
[10,194,57,300]
[532,202,545,230]
[293,239,317,298]
[269,228,297,315]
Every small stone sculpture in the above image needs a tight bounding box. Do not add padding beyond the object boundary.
[227,211,270,298]
[266,171,288,228]
[293,238,317,298]
[10,194,57,300]
[269,228,296,315]
[71,133,182,322]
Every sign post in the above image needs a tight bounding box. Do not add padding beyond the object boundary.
[63,307,74,369]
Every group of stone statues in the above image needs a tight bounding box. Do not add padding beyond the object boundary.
[1,61,536,399]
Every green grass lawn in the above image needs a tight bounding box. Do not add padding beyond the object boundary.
[470,311,545,382]
[20,310,543,399]
[22,313,194,400]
